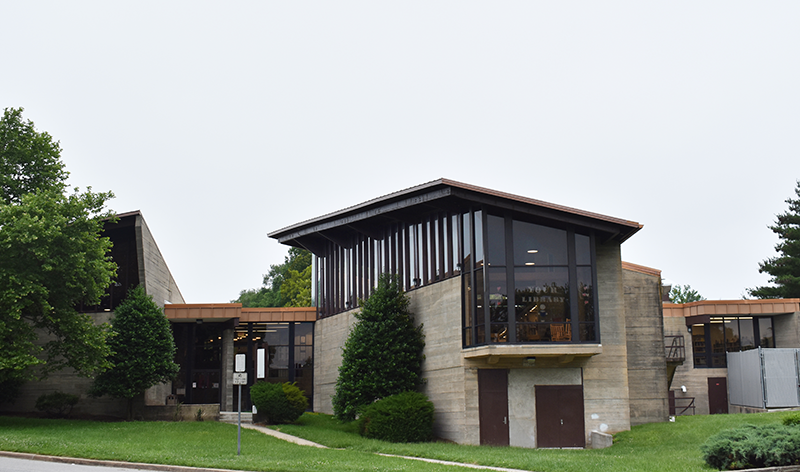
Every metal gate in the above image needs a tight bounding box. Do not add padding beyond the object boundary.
[728,348,800,409]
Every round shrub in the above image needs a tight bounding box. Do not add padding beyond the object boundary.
[783,411,800,426]
[701,424,800,470]
[358,391,434,443]
[35,391,79,417]
[250,381,307,424]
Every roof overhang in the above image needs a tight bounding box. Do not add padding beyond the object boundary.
[269,179,642,255]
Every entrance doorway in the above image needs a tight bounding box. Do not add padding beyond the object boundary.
[535,385,585,448]
[478,369,509,446]
[708,377,728,414]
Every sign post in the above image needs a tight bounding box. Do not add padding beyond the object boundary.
[234,354,247,456]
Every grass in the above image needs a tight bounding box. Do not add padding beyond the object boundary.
[0,411,795,472]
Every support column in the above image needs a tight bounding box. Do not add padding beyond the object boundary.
[221,328,234,411]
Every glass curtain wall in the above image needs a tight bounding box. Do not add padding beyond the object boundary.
[691,316,774,368]
[233,322,314,409]
[463,211,598,346]
[314,212,463,318]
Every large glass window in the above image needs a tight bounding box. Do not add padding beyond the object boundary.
[692,316,774,368]
[463,212,598,346]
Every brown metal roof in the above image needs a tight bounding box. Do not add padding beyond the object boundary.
[269,178,643,249]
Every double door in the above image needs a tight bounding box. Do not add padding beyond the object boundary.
[478,369,585,448]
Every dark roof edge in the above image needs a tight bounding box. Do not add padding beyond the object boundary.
[268,178,643,241]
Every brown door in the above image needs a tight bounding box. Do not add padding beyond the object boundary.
[536,385,585,448]
[708,377,728,414]
[478,369,509,446]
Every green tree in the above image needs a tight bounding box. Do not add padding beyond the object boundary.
[234,247,312,307]
[333,274,425,421]
[90,286,179,419]
[749,181,800,299]
[0,107,68,205]
[669,284,705,304]
[0,107,115,403]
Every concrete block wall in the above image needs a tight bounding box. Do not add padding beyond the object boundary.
[313,310,357,414]
[775,312,800,348]
[0,311,129,418]
[583,242,631,437]
[622,267,669,425]
[408,277,471,444]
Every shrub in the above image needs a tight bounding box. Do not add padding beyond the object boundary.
[250,381,307,424]
[783,411,800,426]
[358,391,434,443]
[701,424,800,470]
[333,274,425,421]
[35,391,79,418]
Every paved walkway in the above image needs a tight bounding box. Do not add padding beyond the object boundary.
[242,423,533,471]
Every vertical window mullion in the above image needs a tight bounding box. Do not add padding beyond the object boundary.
[567,229,578,343]
[505,215,516,343]
[438,213,446,281]
[421,218,429,285]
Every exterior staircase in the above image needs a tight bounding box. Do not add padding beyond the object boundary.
[219,411,253,424]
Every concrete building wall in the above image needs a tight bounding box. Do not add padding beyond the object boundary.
[774,312,800,347]
[508,368,581,448]
[663,315,718,415]
[0,311,128,418]
[136,215,185,307]
[312,241,638,447]
[408,277,472,444]
[583,242,632,437]
[622,266,669,425]
[313,309,357,414]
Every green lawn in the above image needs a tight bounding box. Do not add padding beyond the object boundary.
[0,411,792,472]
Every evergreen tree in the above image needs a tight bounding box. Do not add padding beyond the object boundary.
[749,181,800,299]
[332,274,425,421]
[90,286,179,419]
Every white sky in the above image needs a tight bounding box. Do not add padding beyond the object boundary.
[3,2,798,303]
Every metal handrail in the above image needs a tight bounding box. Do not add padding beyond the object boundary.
[673,396,696,416]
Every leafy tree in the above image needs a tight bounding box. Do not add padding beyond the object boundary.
[90,286,179,420]
[333,274,425,421]
[281,265,312,307]
[669,284,705,304]
[0,107,115,403]
[234,247,312,307]
[0,107,68,205]
[749,181,800,299]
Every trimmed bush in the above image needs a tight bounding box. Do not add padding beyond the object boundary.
[701,424,800,470]
[35,391,79,418]
[250,381,307,424]
[358,391,434,443]
[783,411,800,426]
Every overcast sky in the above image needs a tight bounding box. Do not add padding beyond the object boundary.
[3,2,798,303]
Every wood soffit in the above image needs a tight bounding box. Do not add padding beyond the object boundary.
[268,178,643,250]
